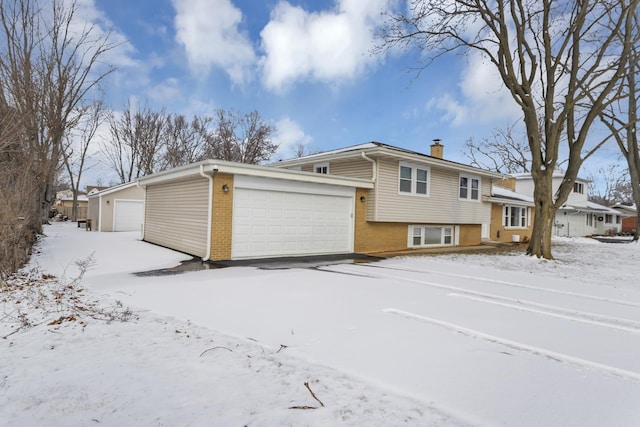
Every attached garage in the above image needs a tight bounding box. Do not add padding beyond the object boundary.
[87,182,145,232]
[137,160,373,261]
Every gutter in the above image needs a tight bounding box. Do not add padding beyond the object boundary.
[199,164,214,261]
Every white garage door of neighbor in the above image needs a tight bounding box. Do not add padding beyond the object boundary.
[113,200,144,232]
[232,187,354,259]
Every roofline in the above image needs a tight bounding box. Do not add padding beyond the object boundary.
[483,196,535,207]
[137,160,375,189]
[87,181,139,198]
[275,143,506,180]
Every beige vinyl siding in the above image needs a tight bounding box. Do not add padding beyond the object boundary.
[373,158,492,224]
[144,178,210,257]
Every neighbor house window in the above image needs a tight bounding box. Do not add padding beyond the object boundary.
[605,214,613,224]
[616,215,621,224]
[503,205,528,228]
[459,174,480,200]
[586,213,593,227]
[314,163,329,174]
[409,226,453,247]
[573,182,584,194]
[399,162,429,196]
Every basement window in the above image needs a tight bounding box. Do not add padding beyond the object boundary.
[409,226,453,247]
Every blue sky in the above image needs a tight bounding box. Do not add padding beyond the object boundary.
[80,0,620,187]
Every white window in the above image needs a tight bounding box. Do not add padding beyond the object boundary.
[586,213,593,226]
[616,215,621,224]
[314,163,329,174]
[409,226,453,247]
[503,206,529,228]
[573,182,584,194]
[459,174,480,201]
[605,214,613,224]
[399,162,429,196]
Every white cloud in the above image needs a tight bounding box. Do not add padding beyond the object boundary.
[428,52,520,126]
[172,0,256,85]
[259,0,388,92]
[273,116,313,158]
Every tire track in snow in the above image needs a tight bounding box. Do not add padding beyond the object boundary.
[319,264,640,333]
[447,293,640,334]
[383,308,640,382]
[354,264,640,309]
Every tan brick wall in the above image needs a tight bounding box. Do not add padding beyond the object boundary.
[210,174,234,261]
[489,203,533,243]
[355,188,484,253]
[457,224,482,246]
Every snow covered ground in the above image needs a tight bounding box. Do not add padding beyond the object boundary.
[3,223,640,426]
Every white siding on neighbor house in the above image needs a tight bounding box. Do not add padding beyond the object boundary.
[372,158,492,224]
[144,178,209,257]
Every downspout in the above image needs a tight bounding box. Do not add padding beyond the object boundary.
[361,152,376,181]
[199,165,214,261]
[97,193,103,232]
[136,180,145,239]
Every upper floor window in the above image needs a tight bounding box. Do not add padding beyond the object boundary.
[314,162,329,174]
[399,162,429,196]
[503,205,529,228]
[459,174,480,201]
[573,182,584,194]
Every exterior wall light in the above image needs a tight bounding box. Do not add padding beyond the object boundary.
[222,184,229,192]
[360,196,366,202]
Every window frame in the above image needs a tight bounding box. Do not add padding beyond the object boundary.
[459,174,481,201]
[573,182,584,194]
[605,213,613,224]
[398,162,430,197]
[408,225,454,248]
[503,205,529,229]
[314,162,329,174]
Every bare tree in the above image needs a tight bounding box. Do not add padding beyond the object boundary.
[464,123,531,173]
[598,11,640,240]
[378,0,639,258]
[586,163,633,205]
[204,109,278,164]
[162,114,212,169]
[0,0,116,226]
[62,99,106,220]
[102,101,167,183]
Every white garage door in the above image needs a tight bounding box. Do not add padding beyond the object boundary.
[232,177,354,259]
[113,200,144,232]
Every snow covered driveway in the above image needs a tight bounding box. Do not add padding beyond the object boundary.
[9,223,640,426]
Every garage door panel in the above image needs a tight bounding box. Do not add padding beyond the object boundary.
[232,187,354,259]
[113,200,144,232]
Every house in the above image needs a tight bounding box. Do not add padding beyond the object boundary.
[55,190,88,219]
[611,203,637,234]
[87,182,145,232]
[511,170,622,237]
[484,181,535,243]
[274,141,506,254]
[136,141,506,261]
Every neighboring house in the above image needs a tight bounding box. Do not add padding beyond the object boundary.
[511,170,622,237]
[87,186,109,196]
[274,141,506,254]
[484,182,535,243]
[87,182,145,232]
[611,203,637,234]
[55,190,89,219]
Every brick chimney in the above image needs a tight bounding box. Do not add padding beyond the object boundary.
[430,139,443,159]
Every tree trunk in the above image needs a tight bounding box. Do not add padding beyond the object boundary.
[527,172,556,259]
